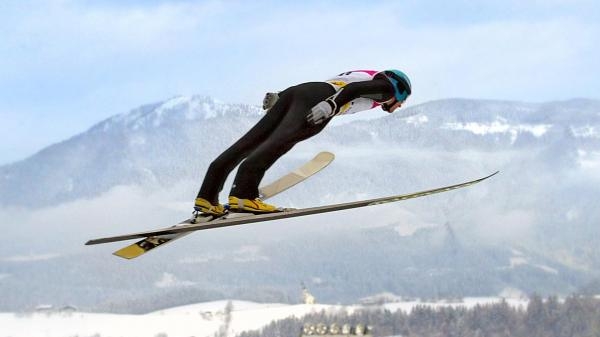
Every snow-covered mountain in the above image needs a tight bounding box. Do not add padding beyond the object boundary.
[2,96,599,208]
[0,96,264,207]
[1,95,599,313]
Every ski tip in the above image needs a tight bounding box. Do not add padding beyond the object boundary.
[477,170,499,182]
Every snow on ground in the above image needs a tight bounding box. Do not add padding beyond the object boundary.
[0,301,330,337]
[0,298,528,337]
[442,120,552,144]
[382,297,528,313]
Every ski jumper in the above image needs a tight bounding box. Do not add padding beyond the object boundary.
[196,70,395,204]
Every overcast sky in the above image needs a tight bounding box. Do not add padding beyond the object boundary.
[1,0,599,165]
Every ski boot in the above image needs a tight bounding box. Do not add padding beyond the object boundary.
[194,198,228,216]
[228,196,282,214]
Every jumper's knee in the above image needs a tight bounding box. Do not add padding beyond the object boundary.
[238,156,268,174]
[208,152,240,174]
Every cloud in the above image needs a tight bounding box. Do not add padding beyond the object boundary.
[154,272,195,288]
[1,253,61,262]
[465,207,538,245]
[0,184,186,257]
[3,2,222,56]
[388,18,599,103]
[179,254,225,264]
[178,245,269,264]
[2,1,598,103]
[232,245,269,263]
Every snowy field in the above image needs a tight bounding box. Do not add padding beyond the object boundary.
[0,297,528,337]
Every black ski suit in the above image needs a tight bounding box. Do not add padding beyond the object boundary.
[197,78,394,204]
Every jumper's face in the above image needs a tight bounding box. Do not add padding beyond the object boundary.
[384,97,403,113]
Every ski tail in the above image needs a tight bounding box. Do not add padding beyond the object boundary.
[259,151,334,199]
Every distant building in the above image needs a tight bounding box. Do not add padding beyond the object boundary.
[300,323,373,336]
[59,305,78,313]
[34,304,78,314]
[359,292,404,305]
[34,304,54,313]
[301,282,316,304]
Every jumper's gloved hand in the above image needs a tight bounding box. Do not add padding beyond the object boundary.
[262,92,279,111]
[307,99,337,125]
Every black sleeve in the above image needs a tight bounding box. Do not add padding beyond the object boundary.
[330,79,394,111]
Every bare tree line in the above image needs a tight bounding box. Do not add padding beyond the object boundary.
[238,295,600,337]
